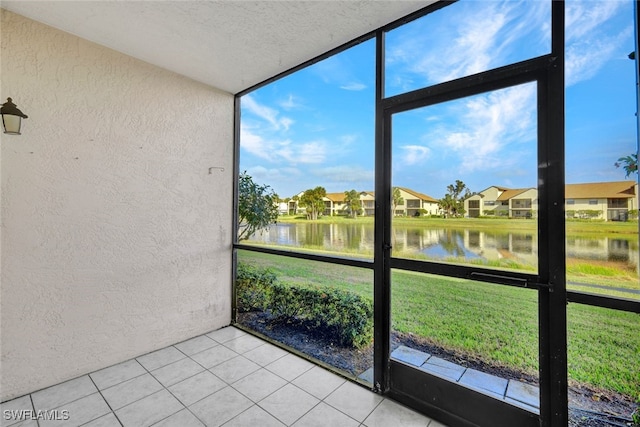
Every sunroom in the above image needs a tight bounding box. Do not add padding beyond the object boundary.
[1,1,639,427]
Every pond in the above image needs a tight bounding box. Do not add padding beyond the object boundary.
[247,222,639,272]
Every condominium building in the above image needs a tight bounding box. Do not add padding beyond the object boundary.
[464,181,638,221]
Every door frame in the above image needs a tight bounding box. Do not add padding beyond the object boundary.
[372,3,567,426]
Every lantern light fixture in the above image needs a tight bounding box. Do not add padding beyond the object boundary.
[1,98,28,135]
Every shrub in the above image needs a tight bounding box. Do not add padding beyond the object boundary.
[236,262,277,312]
[578,210,602,220]
[268,282,373,348]
[235,263,373,348]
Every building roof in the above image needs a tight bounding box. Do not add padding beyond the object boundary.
[565,181,636,199]
[324,192,347,202]
[466,185,512,199]
[470,181,637,201]
[496,188,533,201]
[397,187,438,203]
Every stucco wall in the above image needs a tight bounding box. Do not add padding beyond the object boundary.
[0,10,234,401]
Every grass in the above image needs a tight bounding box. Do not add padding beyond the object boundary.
[389,270,539,374]
[238,249,640,398]
[278,214,639,236]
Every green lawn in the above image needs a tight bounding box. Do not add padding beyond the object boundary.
[238,249,640,398]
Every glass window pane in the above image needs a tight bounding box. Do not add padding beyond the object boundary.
[390,270,539,408]
[567,303,639,422]
[565,0,639,301]
[238,40,375,260]
[385,0,551,97]
[391,82,538,274]
[236,250,374,384]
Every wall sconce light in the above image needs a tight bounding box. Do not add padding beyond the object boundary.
[1,98,28,135]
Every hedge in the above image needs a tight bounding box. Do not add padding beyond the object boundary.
[236,262,373,348]
[235,262,277,312]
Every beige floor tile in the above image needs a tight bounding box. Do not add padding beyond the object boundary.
[363,399,432,427]
[188,386,252,427]
[265,353,315,381]
[174,335,218,356]
[292,365,346,399]
[231,368,286,403]
[292,402,359,427]
[324,381,383,422]
[242,342,289,366]
[223,405,285,427]
[209,356,260,384]
[115,389,184,427]
[101,373,163,410]
[259,383,319,426]
[168,370,227,406]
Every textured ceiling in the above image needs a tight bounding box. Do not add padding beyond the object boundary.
[1,1,431,94]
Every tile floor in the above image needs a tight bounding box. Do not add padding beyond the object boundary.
[1,327,447,427]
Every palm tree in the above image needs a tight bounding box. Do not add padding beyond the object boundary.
[344,189,362,218]
[392,187,404,216]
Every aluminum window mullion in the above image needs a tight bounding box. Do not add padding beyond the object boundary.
[373,29,390,395]
[537,2,568,426]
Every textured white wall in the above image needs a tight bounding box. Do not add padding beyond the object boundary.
[0,10,234,401]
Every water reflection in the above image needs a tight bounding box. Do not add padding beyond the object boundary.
[248,223,638,270]
[566,237,633,263]
[252,222,375,253]
[391,228,537,266]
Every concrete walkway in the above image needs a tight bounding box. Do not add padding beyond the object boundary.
[359,346,539,414]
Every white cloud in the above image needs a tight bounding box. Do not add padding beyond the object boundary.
[340,134,358,145]
[241,92,328,165]
[247,165,302,188]
[312,53,372,91]
[279,94,303,110]
[340,82,367,91]
[242,94,293,131]
[240,124,274,161]
[400,145,431,165]
[565,1,623,42]
[566,40,618,86]
[280,117,294,131]
[311,165,374,187]
[429,83,536,172]
[296,142,326,164]
[387,1,549,88]
[565,1,632,87]
[240,123,325,165]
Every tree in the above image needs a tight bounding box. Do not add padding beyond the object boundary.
[344,190,362,218]
[299,186,327,220]
[238,172,279,241]
[439,180,471,217]
[438,194,456,218]
[392,187,404,216]
[290,195,299,215]
[615,154,638,177]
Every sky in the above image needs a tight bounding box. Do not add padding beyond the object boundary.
[240,0,638,200]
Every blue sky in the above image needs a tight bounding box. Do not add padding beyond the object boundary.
[240,0,637,200]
